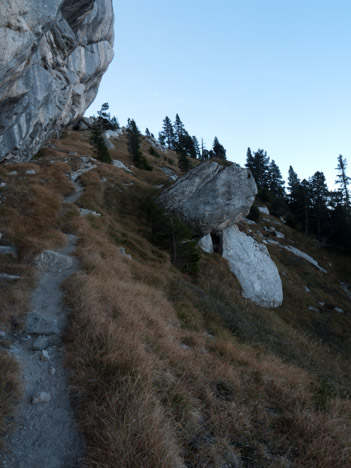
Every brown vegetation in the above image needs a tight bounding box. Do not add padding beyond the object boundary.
[1,130,351,466]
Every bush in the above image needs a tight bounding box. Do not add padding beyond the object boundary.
[148,147,160,158]
[247,205,260,222]
[147,202,200,275]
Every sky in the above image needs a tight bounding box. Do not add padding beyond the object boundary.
[86,0,351,190]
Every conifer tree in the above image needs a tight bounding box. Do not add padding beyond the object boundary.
[268,160,285,198]
[160,116,175,149]
[90,117,111,163]
[212,137,227,160]
[309,171,329,240]
[287,166,301,204]
[335,155,350,208]
[192,136,201,158]
[126,119,143,167]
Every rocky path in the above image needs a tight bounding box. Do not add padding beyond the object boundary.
[0,183,85,467]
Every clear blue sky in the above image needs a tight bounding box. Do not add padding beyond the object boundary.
[86,0,351,190]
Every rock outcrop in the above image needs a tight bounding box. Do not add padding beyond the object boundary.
[157,161,257,235]
[0,0,114,163]
[222,225,283,307]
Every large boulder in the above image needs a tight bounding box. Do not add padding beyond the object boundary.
[157,161,257,235]
[0,0,114,163]
[222,225,283,308]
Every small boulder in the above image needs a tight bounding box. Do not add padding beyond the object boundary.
[198,234,214,254]
[112,160,132,173]
[36,251,73,272]
[39,350,50,361]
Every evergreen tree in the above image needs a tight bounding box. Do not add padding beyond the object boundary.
[90,118,111,163]
[126,119,142,167]
[160,116,175,149]
[267,160,285,198]
[158,132,166,146]
[192,136,201,158]
[212,137,227,160]
[309,171,329,240]
[246,149,270,189]
[96,102,119,130]
[335,155,350,207]
[287,166,301,204]
[173,114,185,143]
[145,128,151,137]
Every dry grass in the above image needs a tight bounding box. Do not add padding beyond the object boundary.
[2,130,351,467]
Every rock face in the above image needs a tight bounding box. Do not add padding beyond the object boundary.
[157,161,257,235]
[0,0,114,163]
[222,225,283,308]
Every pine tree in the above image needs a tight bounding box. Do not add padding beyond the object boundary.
[212,137,227,160]
[160,116,175,149]
[287,166,301,204]
[97,102,119,130]
[246,149,270,189]
[174,114,185,143]
[267,160,285,198]
[309,171,329,240]
[145,128,151,137]
[90,118,111,163]
[126,119,142,167]
[335,155,350,207]
[192,136,201,158]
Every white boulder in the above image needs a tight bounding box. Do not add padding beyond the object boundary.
[283,246,327,273]
[222,225,283,308]
[198,234,214,254]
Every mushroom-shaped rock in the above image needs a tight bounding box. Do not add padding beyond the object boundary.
[157,161,257,235]
[222,225,283,308]
[0,0,114,162]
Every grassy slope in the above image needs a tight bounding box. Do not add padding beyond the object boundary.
[1,130,351,467]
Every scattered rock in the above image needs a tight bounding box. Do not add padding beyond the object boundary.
[119,247,132,260]
[265,239,279,245]
[335,307,344,314]
[36,250,73,273]
[258,206,269,215]
[198,234,214,254]
[222,225,283,308]
[0,331,6,338]
[283,246,327,273]
[180,343,191,350]
[112,160,133,173]
[0,273,21,281]
[32,392,51,405]
[308,306,319,312]
[158,161,257,235]
[158,166,178,181]
[79,208,101,217]
[0,245,17,257]
[8,171,17,176]
[305,286,311,293]
[25,169,37,175]
[27,316,59,336]
[48,367,56,376]
[318,301,325,307]
[70,163,97,182]
[0,182,6,188]
[32,337,50,351]
[40,350,50,361]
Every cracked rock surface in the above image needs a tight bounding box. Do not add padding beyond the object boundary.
[0,0,114,163]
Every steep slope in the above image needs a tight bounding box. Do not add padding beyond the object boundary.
[1,129,351,467]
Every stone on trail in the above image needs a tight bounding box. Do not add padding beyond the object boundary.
[27,315,59,336]
[32,392,51,405]
[32,337,51,351]
[36,250,73,273]
[40,350,50,361]
[222,225,283,308]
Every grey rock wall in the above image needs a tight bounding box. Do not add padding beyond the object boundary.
[0,0,114,162]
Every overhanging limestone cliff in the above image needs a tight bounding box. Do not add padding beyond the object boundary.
[0,0,114,163]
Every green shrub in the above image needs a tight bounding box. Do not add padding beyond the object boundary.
[148,146,160,158]
[147,202,200,275]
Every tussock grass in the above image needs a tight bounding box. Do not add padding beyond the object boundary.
[2,130,351,466]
